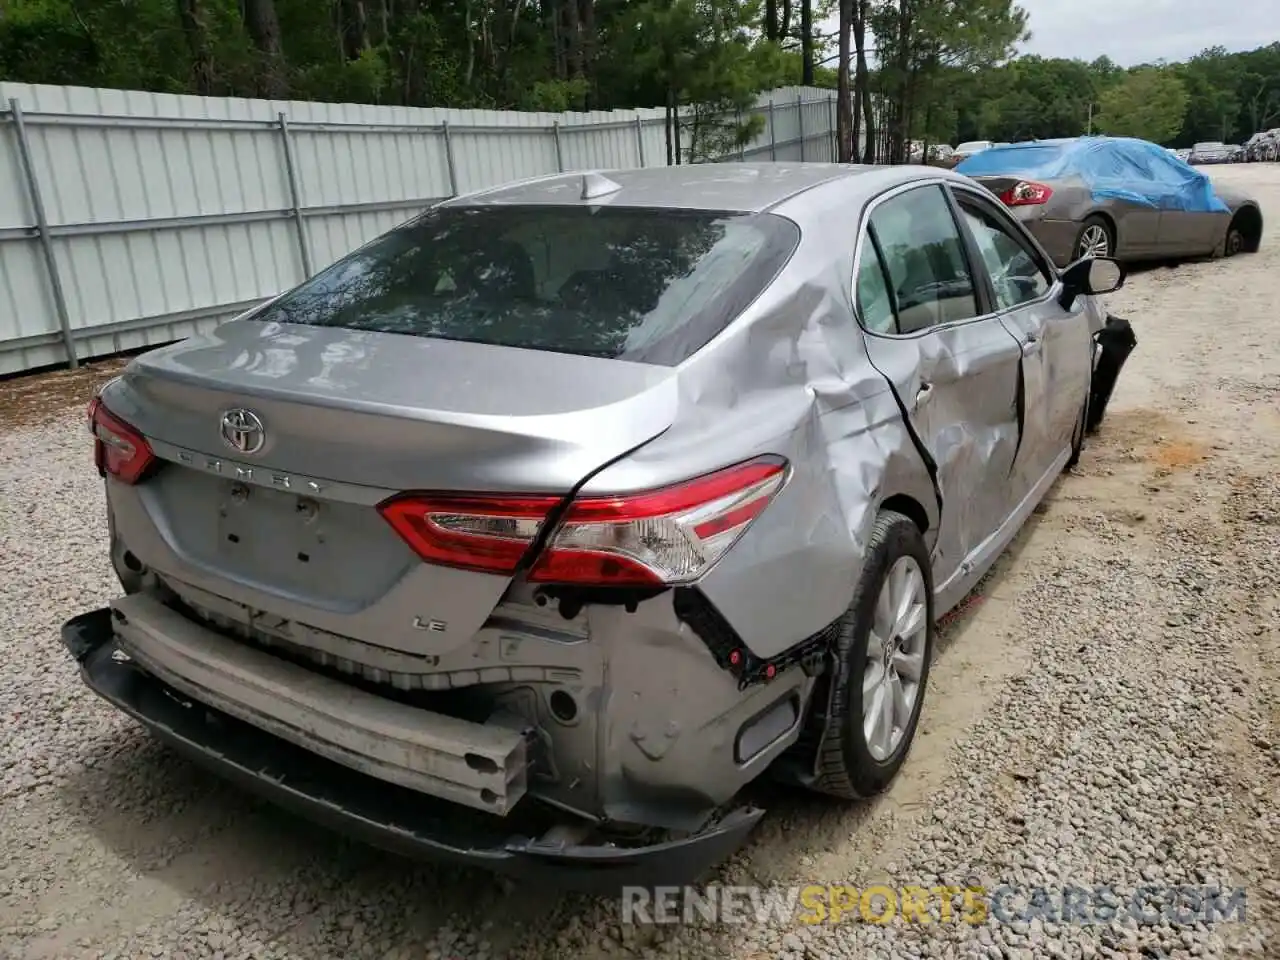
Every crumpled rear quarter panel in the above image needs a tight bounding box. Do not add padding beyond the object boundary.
[581,172,939,661]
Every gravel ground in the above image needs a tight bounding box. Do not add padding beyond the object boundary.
[2,165,1278,960]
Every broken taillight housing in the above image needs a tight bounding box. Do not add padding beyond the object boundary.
[378,455,789,586]
[998,180,1054,206]
[88,395,157,485]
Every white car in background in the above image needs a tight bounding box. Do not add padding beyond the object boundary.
[953,140,994,162]
[939,140,994,169]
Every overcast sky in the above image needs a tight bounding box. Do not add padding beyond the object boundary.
[817,0,1277,68]
[1016,0,1276,66]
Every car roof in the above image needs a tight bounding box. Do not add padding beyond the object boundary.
[445,163,891,213]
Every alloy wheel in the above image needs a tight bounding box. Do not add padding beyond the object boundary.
[862,555,928,761]
[1078,224,1110,259]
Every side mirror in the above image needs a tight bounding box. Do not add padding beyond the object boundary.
[1058,255,1125,309]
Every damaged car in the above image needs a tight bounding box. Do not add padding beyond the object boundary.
[956,136,1265,266]
[63,163,1135,890]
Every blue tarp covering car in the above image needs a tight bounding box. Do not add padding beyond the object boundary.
[955,136,1230,214]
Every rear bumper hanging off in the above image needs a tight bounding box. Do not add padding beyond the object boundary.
[1087,314,1137,434]
[60,608,763,892]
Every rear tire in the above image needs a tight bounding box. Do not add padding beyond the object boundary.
[812,511,934,800]
[1224,221,1246,258]
[1073,215,1114,261]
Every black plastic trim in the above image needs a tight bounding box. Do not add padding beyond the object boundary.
[673,588,832,690]
[1087,314,1137,434]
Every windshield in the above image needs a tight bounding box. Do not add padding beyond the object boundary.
[251,205,800,367]
[957,142,990,152]
[1194,142,1224,149]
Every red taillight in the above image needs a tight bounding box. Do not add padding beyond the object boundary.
[999,180,1053,206]
[529,456,789,586]
[88,395,157,485]
[378,494,561,576]
[378,456,790,586]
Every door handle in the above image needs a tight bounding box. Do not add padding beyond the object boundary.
[915,383,934,408]
[1021,336,1041,357]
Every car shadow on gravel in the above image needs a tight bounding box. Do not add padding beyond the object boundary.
[54,725,549,952]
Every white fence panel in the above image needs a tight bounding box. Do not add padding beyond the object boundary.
[0,83,838,375]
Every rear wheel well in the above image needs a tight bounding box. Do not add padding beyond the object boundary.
[1230,206,1264,253]
[881,494,929,534]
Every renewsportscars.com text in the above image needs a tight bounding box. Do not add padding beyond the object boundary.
[620,884,1248,927]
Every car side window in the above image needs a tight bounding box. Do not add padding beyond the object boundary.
[866,185,980,333]
[855,237,897,334]
[955,197,1052,311]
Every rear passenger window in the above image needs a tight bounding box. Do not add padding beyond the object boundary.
[867,185,979,333]
[855,243,896,334]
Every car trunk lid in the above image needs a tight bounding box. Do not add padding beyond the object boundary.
[100,319,678,651]
[110,318,678,492]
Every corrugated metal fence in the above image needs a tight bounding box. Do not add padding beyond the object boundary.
[0,83,841,375]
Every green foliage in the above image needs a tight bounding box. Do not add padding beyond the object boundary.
[935,43,1280,150]
[0,0,796,124]
[518,79,593,113]
[1095,67,1189,144]
[868,0,1029,161]
[2,0,1277,164]
[975,56,1097,141]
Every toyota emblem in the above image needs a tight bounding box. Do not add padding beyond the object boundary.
[219,408,266,455]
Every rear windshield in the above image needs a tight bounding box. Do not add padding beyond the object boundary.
[250,204,800,366]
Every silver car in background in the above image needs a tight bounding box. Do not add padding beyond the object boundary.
[64,163,1131,888]
[1189,141,1231,164]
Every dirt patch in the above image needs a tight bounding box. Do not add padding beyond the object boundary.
[1149,438,1209,469]
[0,358,129,431]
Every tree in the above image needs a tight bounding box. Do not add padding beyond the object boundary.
[2,0,1278,163]
[851,0,873,161]
[976,56,1097,141]
[1096,67,1188,144]
[176,0,215,95]
[836,0,852,160]
[241,0,288,98]
[1174,47,1244,143]
[1238,44,1280,133]
[869,0,1027,162]
[616,0,778,164]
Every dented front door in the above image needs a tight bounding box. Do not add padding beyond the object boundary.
[947,186,1085,500]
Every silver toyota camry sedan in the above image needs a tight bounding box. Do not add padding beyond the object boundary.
[63,162,1133,889]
